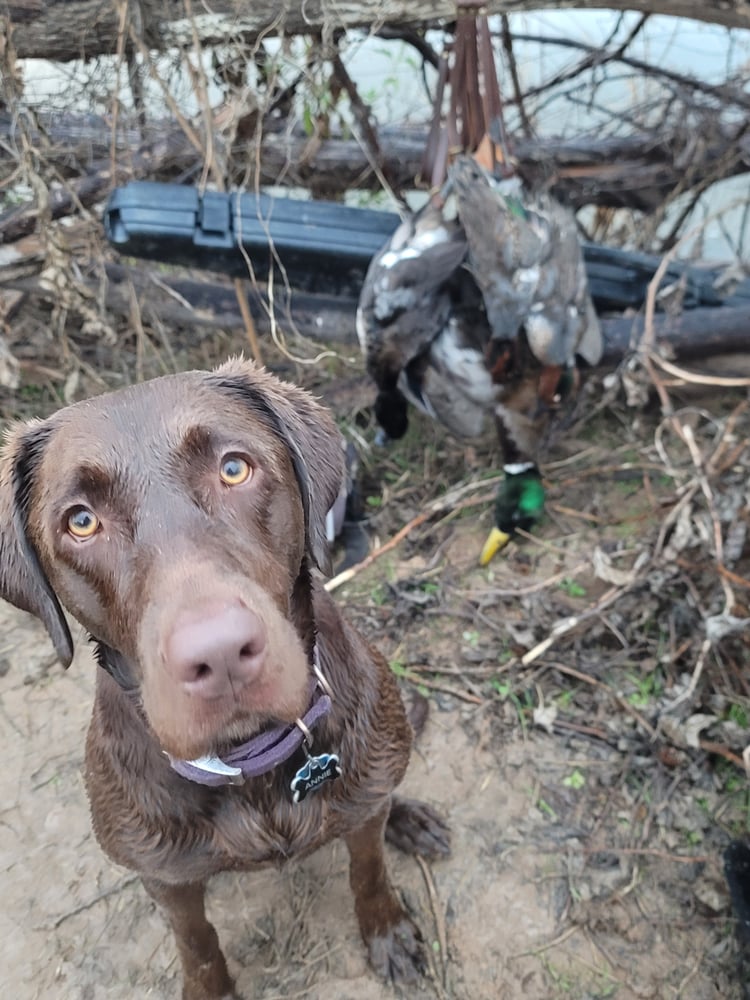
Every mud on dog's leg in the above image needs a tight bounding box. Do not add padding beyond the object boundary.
[344,800,426,984]
[142,877,239,1000]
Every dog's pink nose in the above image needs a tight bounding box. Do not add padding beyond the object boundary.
[164,604,267,699]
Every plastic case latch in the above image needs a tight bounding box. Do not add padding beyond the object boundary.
[196,191,233,248]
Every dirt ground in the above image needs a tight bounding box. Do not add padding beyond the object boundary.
[1,336,748,1000]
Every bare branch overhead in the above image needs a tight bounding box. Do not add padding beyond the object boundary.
[5,0,750,63]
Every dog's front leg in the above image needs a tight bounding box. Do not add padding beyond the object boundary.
[142,877,239,1000]
[344,800,425,984]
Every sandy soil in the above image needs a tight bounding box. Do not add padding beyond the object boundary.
[0,543,741,998]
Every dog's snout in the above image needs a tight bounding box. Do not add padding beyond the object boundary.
[164,604,267,699]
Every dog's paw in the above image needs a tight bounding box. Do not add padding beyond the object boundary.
[367,915,425,984]
[386,797,451,859]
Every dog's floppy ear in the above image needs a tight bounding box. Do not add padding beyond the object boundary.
[0,421,74,667]
[210,358,346,574]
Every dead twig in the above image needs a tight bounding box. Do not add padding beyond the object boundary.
[500,15,533,140]
[458,560,589,599]
[401,671,484,705]
[650,354,750,388]
[510,924,580,959]
[325,478,501,593]
[182,0,222,190]
[544,660,658,740]
[717,564,750,591]
[326,509,432,593]
[415,855,449,994]
[47,875,139,929]
[521,587,630,667]
[583,846,710,864]
[545,503,609,525]
[552,718,610,740]
[699,739,746,769]
[330,51,384,178]
[509,31,750,112]
[233,278,263,364]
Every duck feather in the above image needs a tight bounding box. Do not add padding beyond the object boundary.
[449,155,602,368]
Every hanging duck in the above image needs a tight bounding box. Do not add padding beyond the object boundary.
[356,200,469,442]
[453,153,603,562]
[357,153,602,563]
[357,9,602,562]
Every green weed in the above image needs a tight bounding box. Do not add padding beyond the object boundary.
[559,578,587,598]
[389,659,407,678]
[626,669,663,709]
[562,769,586,790]
[727,702,749,728]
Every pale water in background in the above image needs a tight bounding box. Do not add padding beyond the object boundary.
[20,10,750,262]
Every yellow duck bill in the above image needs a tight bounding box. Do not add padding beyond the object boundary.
[479,526,512,565]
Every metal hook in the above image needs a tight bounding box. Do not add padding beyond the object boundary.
[312,647,334,699]
[294,717,314,755]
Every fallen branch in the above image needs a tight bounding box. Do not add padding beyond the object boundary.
[543,660,657,740]
[325,479,501,592]
[5,250,750,362]
[522,587,632,666]
[3,116,750,235]
[47,875,139,929]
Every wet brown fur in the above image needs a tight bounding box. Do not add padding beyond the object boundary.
[0,358,449,1000]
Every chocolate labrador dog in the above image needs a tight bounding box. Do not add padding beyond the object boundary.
[0,358,449,999]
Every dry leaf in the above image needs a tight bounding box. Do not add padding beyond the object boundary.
[660,712,717,749]
[592,547,648,586]
[533,703,558,734]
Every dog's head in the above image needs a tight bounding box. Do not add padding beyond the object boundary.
[0,358,344,758]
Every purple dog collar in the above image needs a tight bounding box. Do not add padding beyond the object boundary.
[167,645,336,790]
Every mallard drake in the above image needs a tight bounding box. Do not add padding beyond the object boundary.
[357,154,602,562]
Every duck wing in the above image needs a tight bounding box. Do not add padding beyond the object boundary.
[450,155,602,368]
[356,204,468,392]
[521,194,603,366]
[399,310,495,439]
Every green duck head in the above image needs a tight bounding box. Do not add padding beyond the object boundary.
[479,464,545,565]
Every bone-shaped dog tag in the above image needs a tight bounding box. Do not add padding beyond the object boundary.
[291,752,341,803]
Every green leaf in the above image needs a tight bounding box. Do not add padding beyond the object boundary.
[562,769,586,790]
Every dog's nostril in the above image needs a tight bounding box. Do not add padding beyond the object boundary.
[166,605,267,695]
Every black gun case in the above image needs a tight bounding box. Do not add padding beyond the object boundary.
[104,181,750,312]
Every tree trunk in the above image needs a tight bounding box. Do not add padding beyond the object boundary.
[4,254,750,365]
[4,0,750,63]
[2,116,747,244]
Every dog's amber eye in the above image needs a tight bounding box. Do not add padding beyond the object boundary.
[67,507,99,539]
[219,455,252,486]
